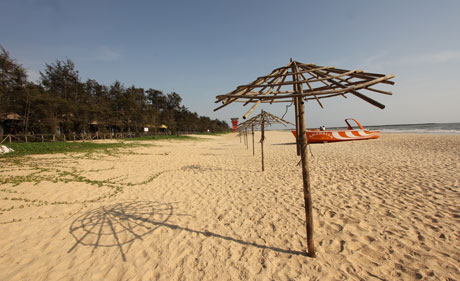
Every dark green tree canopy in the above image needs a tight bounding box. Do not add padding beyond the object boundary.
[0,46,28,116]
[0,47,229,135]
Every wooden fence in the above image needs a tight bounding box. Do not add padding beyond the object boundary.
[0,131,204,144]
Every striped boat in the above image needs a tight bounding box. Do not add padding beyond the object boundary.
[291,118,380,143]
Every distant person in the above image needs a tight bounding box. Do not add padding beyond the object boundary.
[320,125,326,131]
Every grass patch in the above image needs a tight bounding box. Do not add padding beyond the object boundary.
[0,134,203,158]
[1,141,139,158]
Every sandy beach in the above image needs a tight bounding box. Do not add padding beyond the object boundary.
[0,131,459,281]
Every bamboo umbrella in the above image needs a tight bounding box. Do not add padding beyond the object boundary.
[237,118,258,155]
[239,121,257,156]
[214,59,395,257]
[236,125,248,148]
[237,113,271,156]
[238,110,293,171]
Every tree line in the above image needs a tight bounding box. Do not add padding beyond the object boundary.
[0,46,229,136]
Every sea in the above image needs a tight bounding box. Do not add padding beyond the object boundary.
[330,122,460,135]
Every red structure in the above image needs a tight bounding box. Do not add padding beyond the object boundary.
[231,118,239,132]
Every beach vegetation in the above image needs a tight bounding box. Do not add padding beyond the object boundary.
[0,46,229,138]
[0,141,143,158]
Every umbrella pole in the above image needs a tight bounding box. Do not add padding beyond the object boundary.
[294,98,301,156]
[261,118,265,171]
[246,129,249,149]
[252,125,255,156]
[297,96,315,257]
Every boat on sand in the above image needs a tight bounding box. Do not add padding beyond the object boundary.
[292,118,380,143]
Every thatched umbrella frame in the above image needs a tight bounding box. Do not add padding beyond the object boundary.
[238,110,293,171]
[215,59,395,257]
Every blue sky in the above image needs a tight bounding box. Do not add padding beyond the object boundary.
[1,0,459,127]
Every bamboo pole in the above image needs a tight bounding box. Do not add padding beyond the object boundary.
[251,124,255,156]
[9,135,12,144]
[246,129,249,149]
[260,113,265,171]
[293,62,315,257]
[216,74,394,103]
[365,87,392,95]
[309,68,387,109]
[243,67,290,119]
[297,95,315,257]
[294,97,301,156]
[214,67,284,112]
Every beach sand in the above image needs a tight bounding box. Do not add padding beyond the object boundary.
[0,132,459,280]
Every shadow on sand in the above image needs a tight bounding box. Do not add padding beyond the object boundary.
[68,201,307,261]
[272,142,326,146]
[272,142,297,146]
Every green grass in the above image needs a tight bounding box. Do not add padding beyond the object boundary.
[0,132,229,158]
[1,141,137,158]
[0,134,207,158]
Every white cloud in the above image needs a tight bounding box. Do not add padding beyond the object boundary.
[431,51,460,63]
[361,50,460,69]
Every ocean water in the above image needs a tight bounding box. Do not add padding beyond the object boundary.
[282,122,460,135]
[344,122,460,135]
[374,122,460,135]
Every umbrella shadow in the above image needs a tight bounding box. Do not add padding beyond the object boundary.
[68,201,307,261]
[181,165,260,173]
[67,201,175,261]
[272,142,328,146]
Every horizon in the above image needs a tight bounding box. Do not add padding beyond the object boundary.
[1,0,459,128]
[252,120,460,131]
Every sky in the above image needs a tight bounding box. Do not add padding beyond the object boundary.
[1,0,459,128]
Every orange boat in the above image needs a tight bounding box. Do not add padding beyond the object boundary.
[292,118,380,143]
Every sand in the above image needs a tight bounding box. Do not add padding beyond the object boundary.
[0,132,459,281]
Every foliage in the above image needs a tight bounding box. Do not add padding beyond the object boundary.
[0,46,28,118]
[0,46,229,136]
